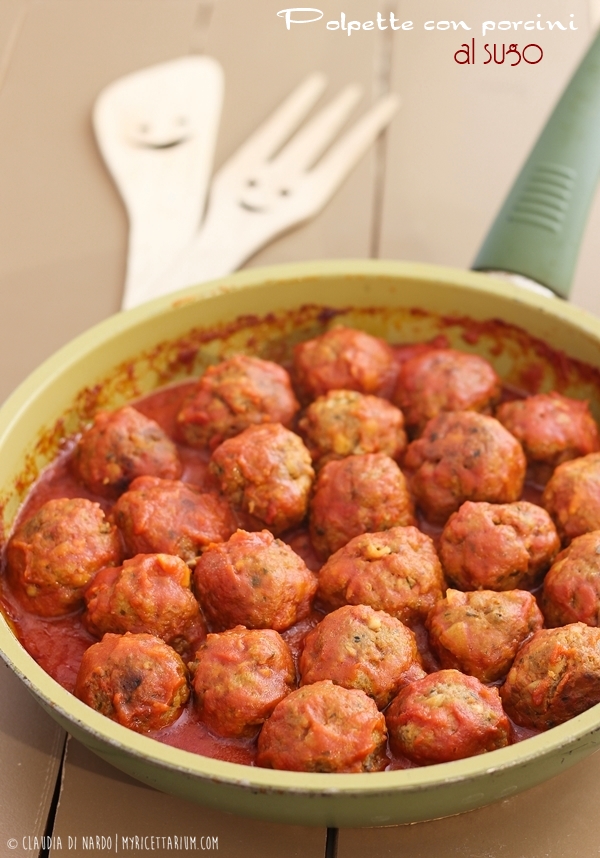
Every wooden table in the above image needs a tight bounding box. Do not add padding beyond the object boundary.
[1,2,600,855]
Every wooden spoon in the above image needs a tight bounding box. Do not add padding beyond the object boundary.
[93,55,224,310]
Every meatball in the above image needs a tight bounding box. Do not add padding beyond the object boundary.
[112,476,236,563]
[192,627,295,738]
[74,632,189,732]
[439,501,560,591]
[209,423,314,535]
[386,669,511,765]
[309,454,415,559]
[256,680,388,772]
[292,325,397,402]
[193,529,317,632]
[317,527,445,626]
[426,589,543,683]
[299,604,424,708]
[176,354,300,450]
[298,389,407,468]
[496,391,600,482]
[393,348,501,435]
[542,531,600,627]
[71,405,182,498]
[542,453,600,544]
[500,623,600,729]
[404,411,526,523]
[83,553,206,659]
[6,497,122,616]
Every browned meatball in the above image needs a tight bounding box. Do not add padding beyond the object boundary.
[309,454,415,559]
[292,326,397,402]
[256,680,388,772]
[83,553,206,659]
[74,632,189,732]
[192,627,295,738]
[193,529,317,632]
[393,348,501,435]
[404,411,526,524]
[317,527,445,626]
[176,354,300,450]
[298,389,407,468]
[386,669,511,765]
[112,476,236,563]
[6,497,122,616]
[500,623,600,729]
[209,423,314,535]
[439,501,560,591]
[426,589,543,683]
[542,453,600,544]
[71,406,182,498]
[496,392,600,483]
[299,604,424,708]
[542,531,600,627]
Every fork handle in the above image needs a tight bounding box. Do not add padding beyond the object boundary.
[473,29,600,297]
[139,204,253,301]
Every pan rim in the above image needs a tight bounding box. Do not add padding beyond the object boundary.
[2,257,600,820]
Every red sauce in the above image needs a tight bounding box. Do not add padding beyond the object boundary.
[0,376,542,769]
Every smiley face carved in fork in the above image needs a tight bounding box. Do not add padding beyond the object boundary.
[236,80,361,214]
[239,173,285,213]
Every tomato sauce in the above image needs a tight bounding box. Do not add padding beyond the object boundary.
[0,371,541,769]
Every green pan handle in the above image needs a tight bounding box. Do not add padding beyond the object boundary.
[473,30,600,298]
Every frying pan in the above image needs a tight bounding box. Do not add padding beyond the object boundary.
[2,32,600,831]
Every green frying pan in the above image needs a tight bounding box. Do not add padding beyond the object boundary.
[2,28,600,831]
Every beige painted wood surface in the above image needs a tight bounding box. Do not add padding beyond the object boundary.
[337,746,600,857]
[1,2,600,856]
[379,0,600,312]
[0,7,67,857]
[50,738,326,858]
[0,663,65,858]
[0,0,203,404]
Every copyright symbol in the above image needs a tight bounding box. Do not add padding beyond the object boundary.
[7,839,18,850]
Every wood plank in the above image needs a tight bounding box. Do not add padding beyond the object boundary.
[337,748,600,858]
[50,738,327,858]
[0,11,68,857]
[0,0,201,404]
[0,662,65,858]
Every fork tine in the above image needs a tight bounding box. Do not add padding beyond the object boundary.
[307,94,400,204]
[224,72,328,169]
[271,84,362,176]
